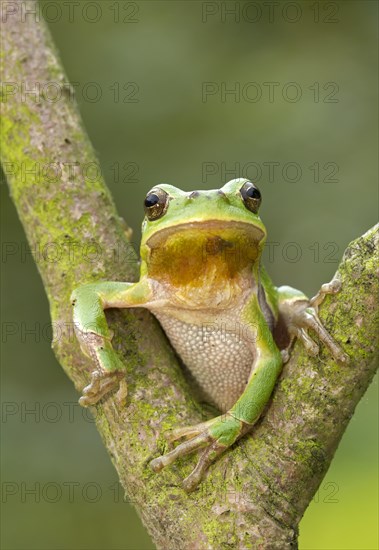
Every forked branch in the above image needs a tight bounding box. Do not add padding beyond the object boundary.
[1,3,378,548]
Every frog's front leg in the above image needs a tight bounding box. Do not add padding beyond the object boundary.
[71,280,151,406]
[277,280,349,364]
[150,297,283,492]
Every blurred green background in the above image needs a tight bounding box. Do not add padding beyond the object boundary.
[1,1,378,548]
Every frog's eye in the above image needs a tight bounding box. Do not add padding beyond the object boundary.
[239,181,262,214]
[144,188,169,221]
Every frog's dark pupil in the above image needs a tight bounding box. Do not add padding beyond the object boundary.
[144,193,159,208]
[246,186,261,200]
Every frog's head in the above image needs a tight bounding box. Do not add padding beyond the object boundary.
[139,179,267,287]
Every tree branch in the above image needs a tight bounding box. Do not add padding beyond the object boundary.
[2,4,378,548]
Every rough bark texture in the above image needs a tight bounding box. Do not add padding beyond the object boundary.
[1,3,378,548]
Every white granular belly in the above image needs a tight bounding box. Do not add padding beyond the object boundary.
[154,311,254,412]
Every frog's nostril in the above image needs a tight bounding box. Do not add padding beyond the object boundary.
[217,190,230,202]
[188,191,200,199]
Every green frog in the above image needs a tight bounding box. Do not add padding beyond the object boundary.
[71,178,348,491]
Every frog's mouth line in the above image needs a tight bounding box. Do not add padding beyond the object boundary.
[146,220,265,248]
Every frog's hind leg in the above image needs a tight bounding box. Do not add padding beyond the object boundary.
[150,419,252,492]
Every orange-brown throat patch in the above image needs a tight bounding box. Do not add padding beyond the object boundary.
[146,222,263,294]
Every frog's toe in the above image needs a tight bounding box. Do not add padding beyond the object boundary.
[296,327,319,356]
[79,393,101,407]
[182,441,227,492]
[79,369,126,407]
[280,348,291,363]
[164,418,215,445]
[294,308,349,364]
[150,431,213,472]
[309,278,342,311]
[115,378,128,407]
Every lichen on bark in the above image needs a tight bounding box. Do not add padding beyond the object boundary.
[1,3,378,548]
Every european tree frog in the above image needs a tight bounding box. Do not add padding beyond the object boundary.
[71,179,348,491]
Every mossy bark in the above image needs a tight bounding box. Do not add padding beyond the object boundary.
[1,3,378,548]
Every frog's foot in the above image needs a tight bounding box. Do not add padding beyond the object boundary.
[150,414,248,492]
[74,329,128,407]
[289,302,349,364]
[79,369,127,407]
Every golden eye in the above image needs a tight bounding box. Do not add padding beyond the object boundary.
[144,188,169,220]
[239,181,262,214]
